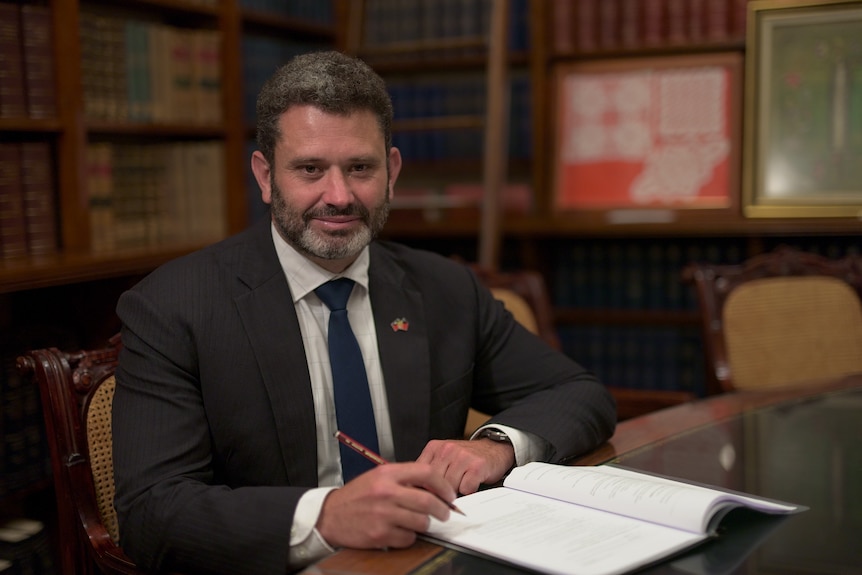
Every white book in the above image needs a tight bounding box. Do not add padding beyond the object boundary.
[424,462,803,575]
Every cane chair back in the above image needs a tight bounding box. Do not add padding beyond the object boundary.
[17,334,145,575]
[684,247,862,394]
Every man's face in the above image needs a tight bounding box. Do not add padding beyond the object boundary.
[252,105,401,272]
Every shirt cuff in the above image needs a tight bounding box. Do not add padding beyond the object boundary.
[289,487,338,569]
[471,424,550,466]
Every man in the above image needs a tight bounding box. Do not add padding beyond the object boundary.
[112,51,616,575]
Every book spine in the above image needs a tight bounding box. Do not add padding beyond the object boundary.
[551,0,575,55]
[0,144,28,260]
[79,11,105,120]
[20,141,58,256]
[125,19,146,122]
[618,0,640,49]
[597,0,619,51]
[194,142,226,240]
[666,0,687,46]
[705,0,729,42]
[86,142,115,252]
[163,143,190,242]
[19,4,57,119]
[167,27,196,122]
[0,3,27,118]
[642,0,665,47]
[149,24,170,123]
[687,0,707,44]
[106,15,128,121]
[111,144,148,247]
[508,0,529,53]
[730,0,749,41]
[574,0,598,53]
[193,29,222,125]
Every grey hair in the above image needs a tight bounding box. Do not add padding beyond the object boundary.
[255,50,393,165]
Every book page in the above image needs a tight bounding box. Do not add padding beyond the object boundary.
[425,487,704,575]
[504,463,798,534]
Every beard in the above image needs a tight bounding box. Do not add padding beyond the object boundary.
[269,178,391,261]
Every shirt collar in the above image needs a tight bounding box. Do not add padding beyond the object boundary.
[270,221,370,303]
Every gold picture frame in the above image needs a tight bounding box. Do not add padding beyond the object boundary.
[743,0,862,218]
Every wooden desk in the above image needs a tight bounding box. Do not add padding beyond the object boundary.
[302,374,862,575]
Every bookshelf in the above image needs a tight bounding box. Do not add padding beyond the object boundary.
[340,0,534,268]
[531,0,862,409]
[0,0,338,565]
[338,0,862,417]
[0,0,338,292]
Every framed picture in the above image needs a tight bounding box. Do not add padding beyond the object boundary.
[743,0,862,218]
[552,53,743,218]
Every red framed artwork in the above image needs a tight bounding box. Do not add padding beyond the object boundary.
[553,53,743,215]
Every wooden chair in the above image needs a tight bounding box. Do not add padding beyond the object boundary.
[469,265,695,424]
[683,246,862,395]
[469,266,561,351]
[16,334,147,575]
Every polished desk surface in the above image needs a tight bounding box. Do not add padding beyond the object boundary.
[303,375,862,575]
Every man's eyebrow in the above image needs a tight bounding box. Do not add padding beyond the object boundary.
[287,155,381,165]
[287,156,323,165]
[347,155,381,164]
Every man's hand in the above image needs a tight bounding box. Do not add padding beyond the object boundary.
[316,462,455,550]
[416,438,515,495]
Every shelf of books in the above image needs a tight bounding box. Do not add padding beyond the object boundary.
[343,0,534,234]
[333,1,862,417]
[0,0,337,294]
[1,0,338,564]
[529,0,862,417]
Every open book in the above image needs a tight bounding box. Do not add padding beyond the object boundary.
[423,462,804,575]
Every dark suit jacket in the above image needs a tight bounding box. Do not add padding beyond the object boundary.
[112,217,616,575]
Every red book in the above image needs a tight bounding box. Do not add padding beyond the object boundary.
[20,142,58,256]
[0,144,29,260]
[688,0,707,43]
[705,0,729,42]
[598,0,619,50]
[20,4,57,119]
[730,0,749,41]
[552,0,576,55]
[575,0,598,53]
[666,0,687,45]
[619,0,640,49]
[0,3,27,118]
[642,0,665,47]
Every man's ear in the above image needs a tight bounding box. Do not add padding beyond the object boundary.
[387,146,402,199]
[250,150,272,204]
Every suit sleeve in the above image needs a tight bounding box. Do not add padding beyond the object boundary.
[113,285,305,575]
[463,269,617,461]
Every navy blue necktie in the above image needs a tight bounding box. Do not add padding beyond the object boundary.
[315,278,379,481]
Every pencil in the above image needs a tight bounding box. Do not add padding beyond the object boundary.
[334,430,465,516]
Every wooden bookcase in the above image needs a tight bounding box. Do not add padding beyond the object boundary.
[338,0,862,417]
[0,0,338,557]
[0,0,339,293]
[529,0,862,408]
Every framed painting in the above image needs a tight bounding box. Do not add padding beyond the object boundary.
[552,53,743,218]
[743,0,862,218]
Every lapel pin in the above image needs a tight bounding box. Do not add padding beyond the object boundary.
[390,318,409,332]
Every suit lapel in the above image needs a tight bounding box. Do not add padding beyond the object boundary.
[369,245,431,461]
[234,220,319,486]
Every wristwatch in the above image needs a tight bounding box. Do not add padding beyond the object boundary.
[477,428,510,443]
